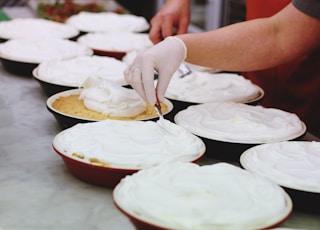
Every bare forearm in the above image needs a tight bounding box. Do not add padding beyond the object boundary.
[177,3,320,71]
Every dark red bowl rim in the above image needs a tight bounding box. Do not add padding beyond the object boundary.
[53,145,140,173]
[53,144,205,172]
[92,48,127,60]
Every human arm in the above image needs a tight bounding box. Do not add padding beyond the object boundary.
[149,0,190,44]
[179,3,320,71]
[125,3,320,104]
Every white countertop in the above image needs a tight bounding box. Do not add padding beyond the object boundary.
[0,6,319,230]
[0,66,135,230]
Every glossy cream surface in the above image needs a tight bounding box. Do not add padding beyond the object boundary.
[165,71,261,103]
[0,38,92,63]
[174,102,306,143]
[114,162,290,229]
[241,141,320,193]
[53,120,206,169]
[66,12,150,32]
[77,32,153,52]
[79,77,146,117]
[36,55,128,86]
[0,18,79,39]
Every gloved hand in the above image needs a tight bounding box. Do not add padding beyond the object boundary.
[124,36,187,105]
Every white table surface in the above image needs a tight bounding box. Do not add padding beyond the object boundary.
[0,6,319,230]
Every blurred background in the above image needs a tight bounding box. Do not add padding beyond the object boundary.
[104,0,246,31]
[0,0,246,31]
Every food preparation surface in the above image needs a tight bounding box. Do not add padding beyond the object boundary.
[0,6,319,230]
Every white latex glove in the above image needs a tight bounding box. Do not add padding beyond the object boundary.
[124,36,187,105]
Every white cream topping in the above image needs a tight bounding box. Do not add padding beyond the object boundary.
[35,55,128,87]
[79,77,146,117]
[113,162,291,230]
[122,50,139,65]
[165,71,262,103]
[53,120,206,169]
[66,12,150,32]
[0,18,79,39]
[174,102,306,143]
[186,62,220,73]
[0,38,93,63]
[77,32,153,52]
[241,141,320,193]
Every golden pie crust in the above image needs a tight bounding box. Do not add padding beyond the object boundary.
[52,94,168,120]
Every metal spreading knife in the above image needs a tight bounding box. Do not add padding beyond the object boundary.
[154,96,164,121]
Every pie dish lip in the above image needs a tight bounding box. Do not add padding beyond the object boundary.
[112,168,293,230]
[52,135,205,188]
[46,88,174,122]
[52,143,139,172]
[90,48,127,60]
[240,141,320,194]
[52,140,205,171]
